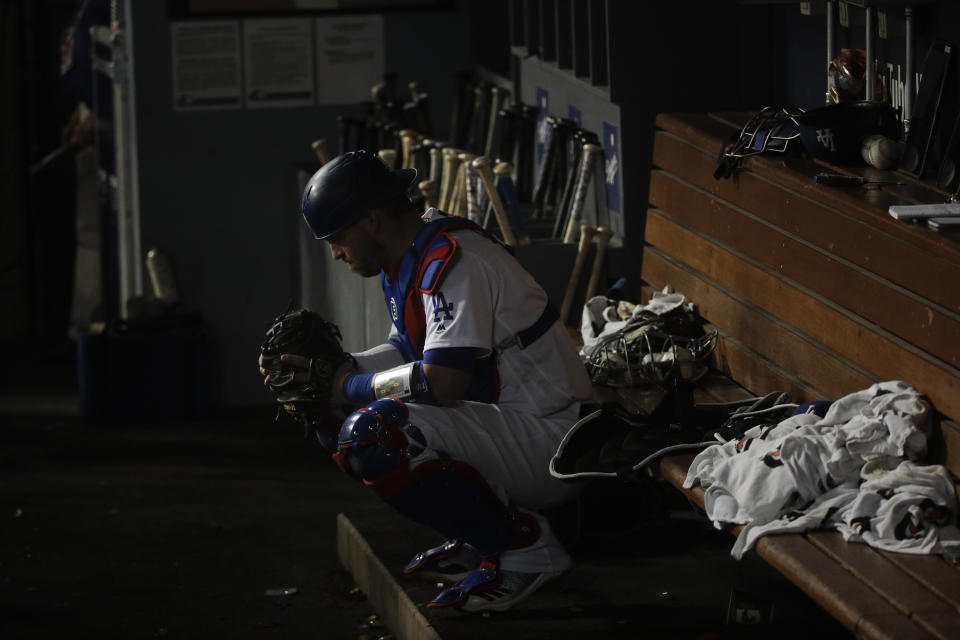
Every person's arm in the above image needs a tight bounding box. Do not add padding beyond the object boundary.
[335,327,406,405]
[420,366,470,406]
[422,348,475,407]
[340,347,480,408]
[350,340,405,373]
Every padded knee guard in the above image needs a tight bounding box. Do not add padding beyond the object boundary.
[333,399,540,558]
[333,398,411,479]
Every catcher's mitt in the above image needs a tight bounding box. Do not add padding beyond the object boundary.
[259,308,351,415]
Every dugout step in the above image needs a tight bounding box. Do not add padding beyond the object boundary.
[335,485,847,639]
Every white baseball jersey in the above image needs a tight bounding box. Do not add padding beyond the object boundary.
[355,208,591,417]
[417,209,591,415]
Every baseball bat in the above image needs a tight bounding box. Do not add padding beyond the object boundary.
[454,152,477,217]
[481,199,493,231]
[421,140,440,176]
[516,103,538,201]
[439,148,456,211]
[377,149,397,170]
[311,138,332,165]
[495,106,519,167]
[28,143,75,175]
[408,81,422,102]
[585,227,613,301]
[471,156,518,246]
[493,161,531,245]
[467,85,487,153]
[531,118,557,219]
[337,115,361,154]
[451,162,467,216]
[399,129,418,169]
[559,225,597,326]
[412,142,429,177]
[592,138,610,229]
[533,116,557,208]
[419,179,439,209]
[544,119,578,220]
[413,91,433,137]
[485,86,506,158]
[563,144,602,243]
[552,145,581,239]
[439,148,464,212]
[464,161,483,224]
[428,146,442,182]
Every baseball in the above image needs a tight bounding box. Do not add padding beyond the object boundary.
[861,134,901,170]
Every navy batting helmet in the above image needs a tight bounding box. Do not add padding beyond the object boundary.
[301,151,418,240]
[795,101,900,164]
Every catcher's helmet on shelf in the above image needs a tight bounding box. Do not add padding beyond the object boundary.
[301,150,418,239]
[715,101,900,179]
[794,101,900,164]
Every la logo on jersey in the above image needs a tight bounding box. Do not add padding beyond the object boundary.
[432,292,454,331]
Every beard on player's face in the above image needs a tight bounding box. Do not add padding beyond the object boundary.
[349,231,388,277]
[354,257,382,277]
[328,212,385,277]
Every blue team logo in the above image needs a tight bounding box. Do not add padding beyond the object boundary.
[390,297,399,321]
[603,122,621,213]
[432,292,454,330]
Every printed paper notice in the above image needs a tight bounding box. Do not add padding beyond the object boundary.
[243,19,314,109]
[314,15,384,105]
[171,21,242,111]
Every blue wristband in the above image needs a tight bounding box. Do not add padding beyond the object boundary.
[343,373,376,405]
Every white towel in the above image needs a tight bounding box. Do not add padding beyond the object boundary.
[840,460,960,555]
[684,381,949,558]
[732,483,860,559]
[685,412,828,527]
[732,460,960,558]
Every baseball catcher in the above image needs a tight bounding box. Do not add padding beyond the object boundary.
[258,150,593,613]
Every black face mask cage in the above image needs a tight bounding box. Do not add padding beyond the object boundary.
[714,106,806,179]
[584,316,718,388]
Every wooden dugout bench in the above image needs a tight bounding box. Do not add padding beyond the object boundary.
[643,112,960,639]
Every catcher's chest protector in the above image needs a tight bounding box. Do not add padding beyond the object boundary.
[382,217,492,361]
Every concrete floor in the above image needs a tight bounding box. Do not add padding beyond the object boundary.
[0,403,388,639]
[1,355,850,639]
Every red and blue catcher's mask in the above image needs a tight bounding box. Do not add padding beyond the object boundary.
[301,150,418,239]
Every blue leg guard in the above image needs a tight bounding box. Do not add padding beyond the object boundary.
[333,399,540,562]
[403,538,462,575]
[429,557,504,608]
[332,398,412,479]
